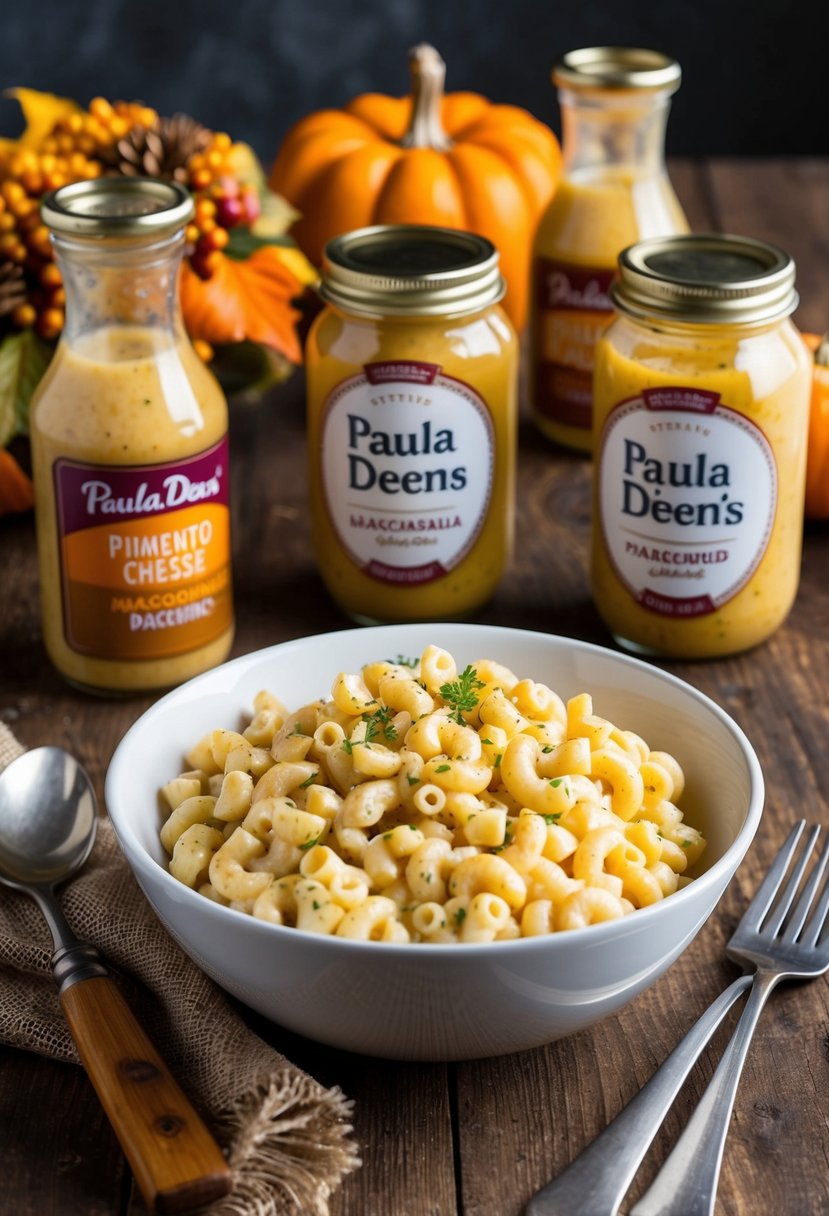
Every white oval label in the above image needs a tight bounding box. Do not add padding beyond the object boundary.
[320,361,494,586]
[598,387,777,617]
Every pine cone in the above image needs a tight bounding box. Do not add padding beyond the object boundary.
[0,262,26,318]
[111,113,213,183]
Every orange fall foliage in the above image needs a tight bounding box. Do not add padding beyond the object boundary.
[179,247,304,365]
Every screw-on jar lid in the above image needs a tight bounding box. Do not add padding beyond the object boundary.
[612,233,799,326]
[553,47,682,94]
[41,177,194,236]
[319,224,505,318]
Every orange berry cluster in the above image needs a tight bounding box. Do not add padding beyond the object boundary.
[0,95,259,342]
[0,182,65,338]
[0,99,160,339]
[185,132,261,279]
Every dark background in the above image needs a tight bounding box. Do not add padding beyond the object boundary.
[0,0,826,165]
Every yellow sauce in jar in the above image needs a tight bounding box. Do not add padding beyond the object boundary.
[31,179,233,693]
[306,226,518,623]
[531,48,688,452]
[592,235,811,659]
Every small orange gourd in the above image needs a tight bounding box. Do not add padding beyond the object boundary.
[269,44,562,330]
[803,333,829,520]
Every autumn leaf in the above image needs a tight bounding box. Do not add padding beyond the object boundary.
[0,329,52,448]
[0,87,82,157]
[0,447,34,516]
[179,247,310,363]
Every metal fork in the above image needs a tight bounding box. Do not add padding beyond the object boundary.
[525,820,829,1216]
[630,820,829,1216]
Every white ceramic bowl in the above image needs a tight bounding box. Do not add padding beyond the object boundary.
[106,623,764,1061]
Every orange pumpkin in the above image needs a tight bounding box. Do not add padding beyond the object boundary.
[269,43,562,331]
[803,332,829,520]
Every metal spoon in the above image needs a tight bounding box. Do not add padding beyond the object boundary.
[0,747,232,1215]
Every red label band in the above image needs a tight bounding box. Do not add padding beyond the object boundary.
[54,438,233,660]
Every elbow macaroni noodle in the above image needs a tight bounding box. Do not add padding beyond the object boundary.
[159,645,705,943]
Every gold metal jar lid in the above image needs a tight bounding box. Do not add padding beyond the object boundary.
[41,177,194,236]
[319,224,505,318]
[553,47,681,94]
[612,233,798,326]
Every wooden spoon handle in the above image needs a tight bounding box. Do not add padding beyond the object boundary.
[60,976,232,1214]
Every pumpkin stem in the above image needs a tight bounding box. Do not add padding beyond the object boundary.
[401,43,453,152]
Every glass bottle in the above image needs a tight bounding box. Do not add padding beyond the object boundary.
[306,224,517,623]
[531,46,689,452]
[31,178,234,693]
[592,233,810,659]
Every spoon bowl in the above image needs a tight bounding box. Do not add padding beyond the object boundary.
[0,746,97,889]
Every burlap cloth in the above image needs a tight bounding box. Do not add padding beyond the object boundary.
[0,722,360,1214]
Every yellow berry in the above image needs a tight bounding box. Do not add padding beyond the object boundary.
[1,181,25,205]
[89,96,113,120]
[192,338,214,362]
[205,226,229,251]
[37,307,64,339]
[11,303,37,328]
[41,262,62,288]
[191,168,212,191]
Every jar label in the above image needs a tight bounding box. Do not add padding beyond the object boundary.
[53,438,233,659]
[533,257,616,430]
[320,361,494,585]
[598,388,777,617]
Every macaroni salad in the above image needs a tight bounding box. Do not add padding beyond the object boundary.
[158,645,705,942]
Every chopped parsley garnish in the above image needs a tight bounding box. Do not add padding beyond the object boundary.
[549,777,564,788]
[481,738,494,746]
[406,774,421,786]
[542,745,554,754]
[341,705,398,754]
[390,654,418,668]
[299,836,320,851]
[440,665,486,724]
[454,907,467,926]
[435,763,451,773]
[542,813,562,824]
[494,753,502,769]
[298,771,318,789]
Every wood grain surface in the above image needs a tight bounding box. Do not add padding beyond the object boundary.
[1,159,829,1216]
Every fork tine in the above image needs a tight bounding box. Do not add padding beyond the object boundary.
[736,820,805,934]
[784,830,829,942]
[763,823,820,938]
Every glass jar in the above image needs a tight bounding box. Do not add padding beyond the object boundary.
[592,233,811,659]
[31,178,234,693]
[531,46,689,452]
[306,224,518,623]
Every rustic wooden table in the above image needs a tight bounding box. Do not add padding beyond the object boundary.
[1,159,828,1216]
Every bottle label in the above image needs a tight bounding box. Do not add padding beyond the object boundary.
[320,361,494,585]
[53,438,233,659]
[597,387,777,617]
[534,257,615,430]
